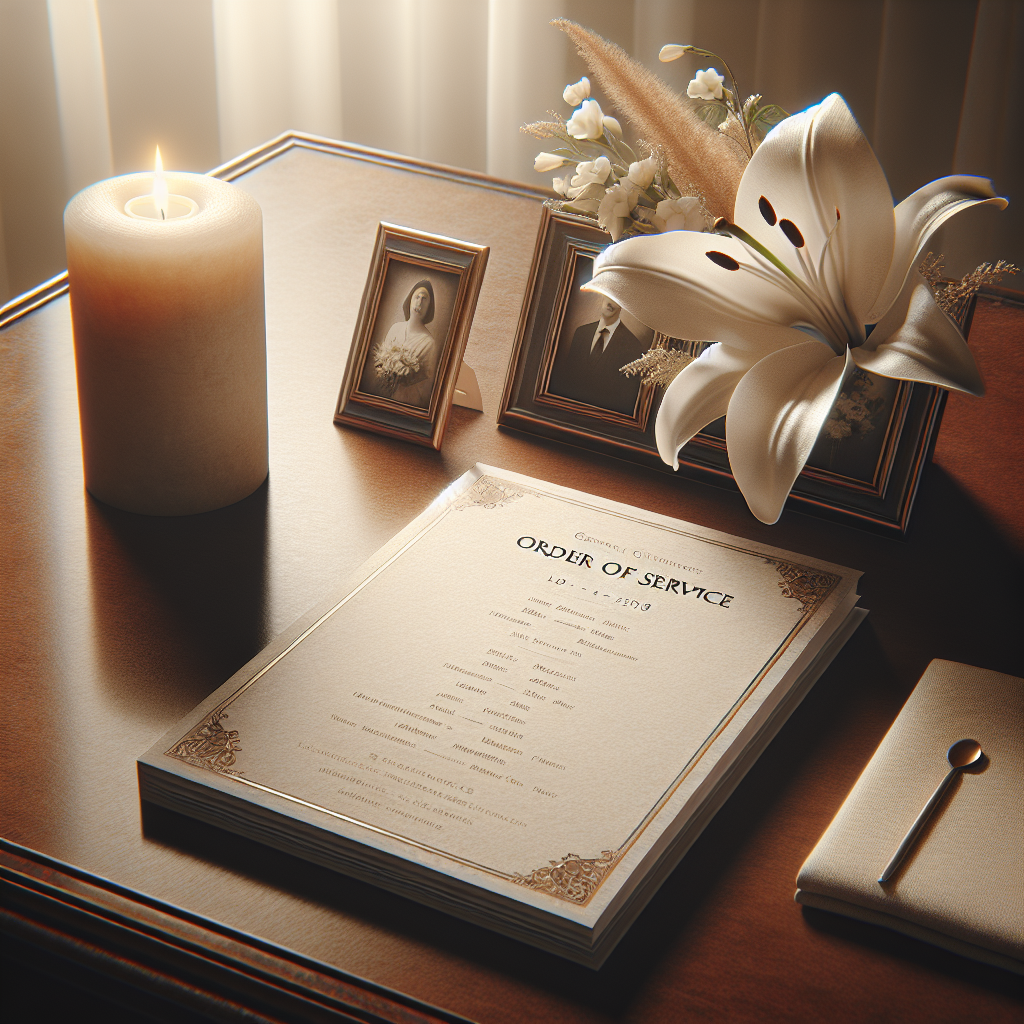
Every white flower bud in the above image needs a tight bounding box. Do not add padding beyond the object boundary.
[562,76,591,106]
[598,184,638,242]
[627,155,658,189]
[653,196,706,232]
[602,116,622,138]
[534,152,565,173]
[687,68,725,101]
[659,44,690,62]
[566,99,605,140]
[568,156,612,194]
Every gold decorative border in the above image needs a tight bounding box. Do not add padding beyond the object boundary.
[513,850,620,904]
[164,470,848,908]
[168,712,242,773]
[451,477,535,511]
[764,559,841,616]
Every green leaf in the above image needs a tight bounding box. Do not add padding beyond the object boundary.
[755,103,789,125]
[696,102,728,128]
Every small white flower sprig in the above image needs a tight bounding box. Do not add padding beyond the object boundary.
[523,76,709,242]
[660,44,788,158]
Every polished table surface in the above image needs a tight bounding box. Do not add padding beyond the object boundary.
[2,136,1022,1023]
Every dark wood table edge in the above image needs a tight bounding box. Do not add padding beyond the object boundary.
[0,838,475,1024]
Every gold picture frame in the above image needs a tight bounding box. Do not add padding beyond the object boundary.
[335,222,489,449]
[499,207,969,536]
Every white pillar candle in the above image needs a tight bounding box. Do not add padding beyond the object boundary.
[65,170,268,516]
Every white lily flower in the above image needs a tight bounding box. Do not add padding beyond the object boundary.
[566,98,606,140]
[587,93,1006,524]
[653,196,706,232]
[598,184,638,242]
[563,76,590,106]
[568,156,611,195]
[534,151,565,173]
[552,175,571,197]
[627,155,659,190]
[687,68,725,101]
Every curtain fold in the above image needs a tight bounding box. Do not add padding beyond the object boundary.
[47,0,113,198]
[98,0,220,177]
[0,0,1019,306]
[214,0,343,161]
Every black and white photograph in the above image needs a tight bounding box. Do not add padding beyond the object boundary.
[543,251,651,418]
[336,223,489,449]
[356,262,460,411]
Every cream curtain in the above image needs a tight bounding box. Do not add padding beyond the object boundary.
[0,0,1020,305]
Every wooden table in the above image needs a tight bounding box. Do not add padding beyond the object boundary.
[2,135,1022,1023]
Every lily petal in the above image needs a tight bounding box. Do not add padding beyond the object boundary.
[734,93,894,329]
[866,176,1007,323]
[655,343,760,468]
[854,269,984,395]
[590,230,813,351]
[727,343,852,523]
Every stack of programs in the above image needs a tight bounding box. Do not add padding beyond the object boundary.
[140,466,864,966]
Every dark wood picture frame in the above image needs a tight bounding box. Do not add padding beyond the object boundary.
[335,222,488,449]
[499,207,966,536]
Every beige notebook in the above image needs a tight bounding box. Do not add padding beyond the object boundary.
[796,659,1023,973]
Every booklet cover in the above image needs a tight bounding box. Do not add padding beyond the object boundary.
[139,465,863,965]
[796,659,1023,974]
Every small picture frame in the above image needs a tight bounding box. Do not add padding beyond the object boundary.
[336,223,488,449]
[499,207,963,536]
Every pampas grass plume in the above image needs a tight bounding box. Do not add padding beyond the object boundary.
[553,19,747,221]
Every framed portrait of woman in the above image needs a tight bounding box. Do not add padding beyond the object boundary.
[335,223,489,449]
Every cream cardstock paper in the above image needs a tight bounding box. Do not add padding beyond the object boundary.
[143,466,860,933]
[796,659,1023,973]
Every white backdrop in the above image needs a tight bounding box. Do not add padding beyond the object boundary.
[1,0,1020,304]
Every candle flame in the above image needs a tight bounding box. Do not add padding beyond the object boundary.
[153,145,168,221]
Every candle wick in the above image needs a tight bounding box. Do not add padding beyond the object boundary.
[160,209,165,220]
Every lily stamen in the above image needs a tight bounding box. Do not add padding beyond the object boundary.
[758,196,777,225]
[779,219,804,247]
[732,248,834,336]
[728,258,840,344]
[706,251,741,270]
[815,215,864,344]
[721,222,848,350]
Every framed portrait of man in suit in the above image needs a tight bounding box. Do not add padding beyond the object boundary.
[500,208,685,455]
[500,207,967,536]
[545,287,651,420]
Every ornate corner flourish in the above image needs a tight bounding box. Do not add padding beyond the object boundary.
[512,849,619,905]
[168,711,242,773]
[452,476,534,511]
[764,558,840,615]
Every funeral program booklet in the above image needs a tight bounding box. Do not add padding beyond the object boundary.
[139,465,864,966]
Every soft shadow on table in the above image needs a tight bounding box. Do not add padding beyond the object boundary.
[800,909,1024,999]
[85,481,273,717]
[887,464,1024,676]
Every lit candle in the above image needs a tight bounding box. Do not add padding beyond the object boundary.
[64,149,268,516]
